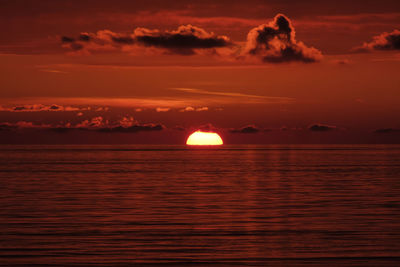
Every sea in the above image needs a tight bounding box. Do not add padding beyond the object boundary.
[0,145,400,266]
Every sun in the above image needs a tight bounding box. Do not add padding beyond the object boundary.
[186,131,223,146]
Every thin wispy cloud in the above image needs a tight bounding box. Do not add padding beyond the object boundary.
[38,69,69,74]
[170,87,294,104]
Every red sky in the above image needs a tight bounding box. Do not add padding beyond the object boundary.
[1,0,400,144]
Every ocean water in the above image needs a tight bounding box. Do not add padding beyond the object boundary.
[0,145,400,266]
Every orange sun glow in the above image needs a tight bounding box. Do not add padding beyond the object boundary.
[186,131,223,146]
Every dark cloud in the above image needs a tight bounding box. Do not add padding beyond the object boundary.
[135,25,230,54]
[333,59,351,65]
[308,123,337,132]
[354,29,400,52]
[374,128,400,133]
[230,125,260,133]
[61,16,323,61]
[61,39,84,50]
[70,42,84,51]
[111,36,135,44]
[61,36,75,43]
[49,105,61,110]
[62,25,231,55]
[97,123,164,133]
[79,33,91,42]
[0,121,47,131]
[13,106,26,111]
[0,123,17,131]
[244,14,322,63]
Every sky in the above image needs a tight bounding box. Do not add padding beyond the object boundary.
[0,0,400,144]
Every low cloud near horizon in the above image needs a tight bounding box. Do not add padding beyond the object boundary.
[308,123,337,132]
[374,128,400,133]
[0,116,165,134]
[0,104,81,112]
[230,125,260,134]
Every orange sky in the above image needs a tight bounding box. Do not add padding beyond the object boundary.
[1,0,400,144]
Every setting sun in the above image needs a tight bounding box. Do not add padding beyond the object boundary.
[186,131,223,146]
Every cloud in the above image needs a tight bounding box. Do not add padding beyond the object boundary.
[61,36,75,43]
[62,25,232,55]
[0,121,50,131]
[97,123,164,133]
[60,14,324,64]
[134,25,231,55]
[243,14,322,63]
[180,106,195,112]
[230,125,260,133]
[0,116,164,134]
[374,128,400,133]
[196,123,218,132]
[78,33,91,42]
[0,104,81,112]
[179,106,208,112]
[332,59,351,65]
[157,106,207,112]
[95,107,109,112]
[196,107,208,111]
[308,123,337,132]
[76,116,105,129]
[0,96,233,110]
[38,69,68,74]
[0,104,112,113]
[70,116,164,133]
[0,122,17,131]
[171,87,294,104]
[354,29,400,52]
[74,116,165,133]
[156,107,170,112]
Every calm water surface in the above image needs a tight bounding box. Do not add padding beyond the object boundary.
[0,145,400,266]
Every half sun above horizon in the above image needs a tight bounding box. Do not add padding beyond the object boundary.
[186,131,223,146]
